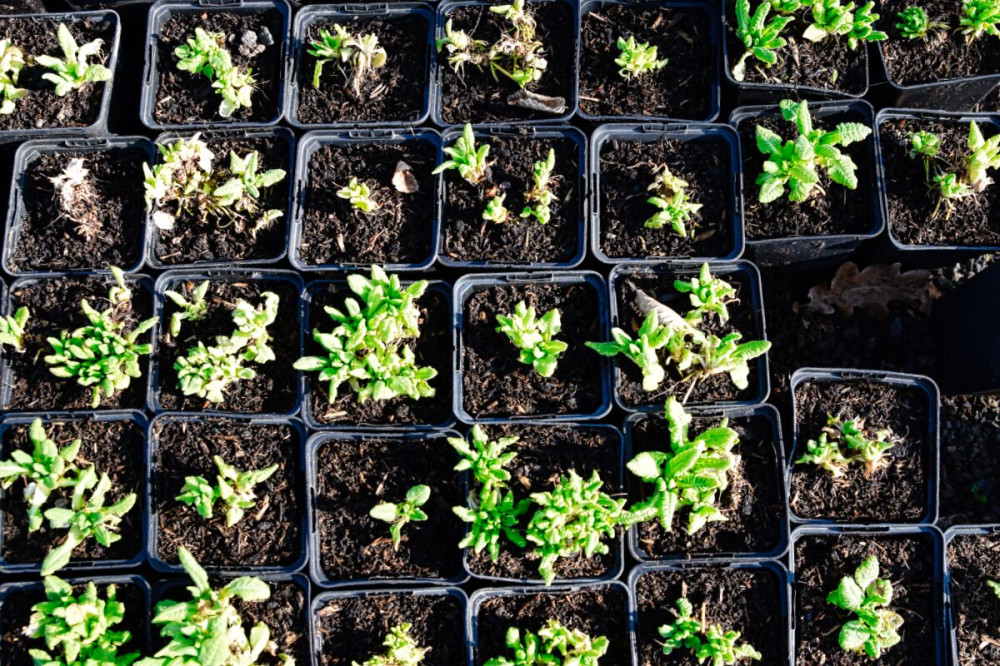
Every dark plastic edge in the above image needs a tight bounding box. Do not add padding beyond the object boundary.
[140,0,292,131]
[624,403,790,563]
[452,270,614,424]
[607,260,771,412]
[145,127,297,270]
[299,277,457,431]
[874,41,1000,112]
[576,0,721,124]
[0,410,150,573]
[149,267,305,417]
[458,421,625,585]
[145,412,309,575]
[942,524,1000,666]
[788,367,941,526]
[436,123,589,270]
[290,127,442,272]
[286,3,435,129]
[588,122,745,265]
[3,136,156,277]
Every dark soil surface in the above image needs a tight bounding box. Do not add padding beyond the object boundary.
[152,134,291,266]
[793,532,938,665]
[580,4,714,120]
[155,277,299,414]
[634,566,787,666]
[940,393,1000,526]
[1,417,143,566]
[614,267,764,407]
[880,117,1000,247]
[630,412,784,559]
[597,134,735,260]
[0,17,114,130]
[474,585,630,666]
[791,378,931,522]
[880,0,1000,85]
[314,434,464,583]
[461,280,606,418]
[948,532,1000,665]
[464,424,622,581]
[156,578,308,666]
[298,139,436,268]
[739,110,876,240]
[152,417,303,568]
[8,146,147,273]
[316,591,465,666]
[4,274,154,411]
[441,133,582,266]
[723,4,866,94]
[153,10,285,125]
[304,283,452,428]
[296,14,429,124]
[1,580,147,666]
[437,2,577,124]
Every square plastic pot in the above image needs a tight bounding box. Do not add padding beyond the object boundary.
[145,127,296,270]
[589,122,744,265]
[437,124,588,270]
[625,403,790,563]
[607,260,770,412]
[299,278,456,431]
[0,11,120,144]
[452,271,614,424]
[577,0,721,124]
[874,44,1000,112]
[944,524,1000,666]
[3,136,155,277]
[290,128,441,272]
[286,3,434,129]
[146,412,309,576]
[0,410,149,574]
[149,267,304,417]
[140,0,291,130]
[730,100,884,267]
[789,367,940,526]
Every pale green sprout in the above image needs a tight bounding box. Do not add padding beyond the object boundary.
[732,0,794,82]
[0,306,30,351]
[434,123,491,185]
[176,455,279,527]
[908,130,941,181]
[352,624,428,666]
[483,194,511,224]
[659,597,762,665]
[521,148,556,225]
[495,300,568,378]
[338,176,380,214]
[0,39,26,114]
[174,28,255,118]
[988,580,1000,598]
[308,24,387,96]
[645,165,702,237]
[484,620,609,666]
[369,484,431,551]
[164,280,209,337]
[673,263,738,323]
[615,35,668,79]
[36,23,112,97]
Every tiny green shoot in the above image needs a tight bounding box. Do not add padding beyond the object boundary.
[0,39,26,114]
[483,620,609,666]
[352,623,428,666]
[369,484,431,551]
[495,300,568,378]
[338,177,381,214]
[164,280,209,338]
[521,148,556,225]
[176,455,279,527]
[645,165,702,238]
[433,123,491,185]
[659,597,762,665]
[615,35,668,79]
[0,306,30,351]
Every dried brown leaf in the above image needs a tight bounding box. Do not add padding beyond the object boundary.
[392,161,419,194]
[806,262,942,319]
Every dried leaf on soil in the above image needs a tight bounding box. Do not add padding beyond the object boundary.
[806,262,941,319]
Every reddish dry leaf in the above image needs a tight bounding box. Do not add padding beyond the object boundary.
[806,262,942,319]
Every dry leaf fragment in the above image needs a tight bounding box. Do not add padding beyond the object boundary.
[806,262,941,319]
[507,89,567,114]
[392,160,419,194]
[635,290,700,334]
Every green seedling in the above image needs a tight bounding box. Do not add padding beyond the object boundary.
[908,130,942,181]
[587,312,672,392]
[615,35,668,79]
[960,0,1000,41]
[338,177,380,214]
[484,620,609,666]
[164,280,209,337]
[436,19,489,78]
[732,0,794,82]
[826,555,903,660]
[308,24,387,96]
[659,597,762,666]
[434,123,491,185]
[803,0,887,49]
[674,263,737,323]
[211,150,287,235]
[370,484,431,551]
[770,0,804,12]
[0,39,26,114]
[521,148,556,225]
[645,165,702,237]
[36,23,112,96]
[0,305,29,351]
[966,120,1000,192]
[495,300,568,378]
[483,194,511,224]
[795,430,851,477]
[177,455,279,527]
[352,623,428,666]
[896,6,948,39]
[174,28,255,118]
[988,580,1000,598]
[796,415,895,476]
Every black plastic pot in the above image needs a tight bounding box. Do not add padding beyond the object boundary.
[3,136,154,277]
[140,0,291,130]
[149,267,304,417]
[290,128,441,272]
[0,410,149,574]
[578,0,721,123]
[628,560,792,666]
[299,278,456,431]
[730,100,884,267]
[453,271,613,424]
[286,3,434,128]
[789,367,940,526]
[433,0,580,125]
[937,260,1000,396]
[438,124,588,270]
[625,403,789,563]
[146,412,309,576]
[458,422,625,586]
[589,123,744,265]
[145,127,296,270]
[789,525,946,666]
[608,260,770,411]
[0,11,121,144]
[944,524,1000,666]
[874,45,1000,112]
[875,108,1000,256]
[306,429,469,589]
[468,582,633,666]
